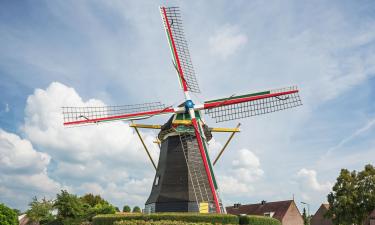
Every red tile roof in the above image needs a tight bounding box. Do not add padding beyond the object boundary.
[226,200,294,221]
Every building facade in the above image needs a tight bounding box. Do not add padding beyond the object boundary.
[226,200,303,225]
[310,204,333,225]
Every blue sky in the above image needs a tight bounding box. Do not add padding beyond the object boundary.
[1,0,375,214]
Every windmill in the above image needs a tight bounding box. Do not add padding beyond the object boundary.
[62,6,302,214]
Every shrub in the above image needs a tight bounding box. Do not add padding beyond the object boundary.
[85,203,117,221]
[123,206,131,213]
[132,207,141,213]
[93,213,239,225]
[26,197,55,224]
[114,220,232,225]
[81,194,109,207]
[239,215,281,225]
[0,203,18,225]
[54,190,84,219]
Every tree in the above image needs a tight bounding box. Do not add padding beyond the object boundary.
[26,197,55,224]
[12,209,21,216]
[123,205,131,213]
[54,190,84,220]
[80,193,108,207]
[326,164,375,225]
[85,202,116,221]
[0,203,18,225]
[79,193,116,221]
[302,208,309,225]
[132,206,141,213]
[356,164,375,224]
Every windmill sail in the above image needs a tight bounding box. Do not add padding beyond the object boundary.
[63,102,173,126]
[178,123,224,213]
[160,6,200,93]
[179,133,212,207]
[204,86,302,122]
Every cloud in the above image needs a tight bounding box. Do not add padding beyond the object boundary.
[19,82,159,209]
[232,149,264,182]
[208,138,223,159]
[4,103,9,112]
[209,24,248,59]
[0,129,61,209]
[0,129,50,174]
[219,149,263,196]
[296,168,332,199]
[326,118,375,155]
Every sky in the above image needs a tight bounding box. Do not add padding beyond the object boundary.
[1,0,375,214]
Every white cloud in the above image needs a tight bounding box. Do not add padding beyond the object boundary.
[209,24,248,59]
[219,175,253,195]
[232,149,264,182]
[326,117,375,155]
[208,138,223,159]
[18,82,158,208]
[218,149,263,196]
[4,103,10,112]
[0,129,50,174]
[296,168,332,193]
[0,129,61,209]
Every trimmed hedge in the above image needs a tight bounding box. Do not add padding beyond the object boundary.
[93,213,238,225]
[239,215,281,225]
[114,220,233,225]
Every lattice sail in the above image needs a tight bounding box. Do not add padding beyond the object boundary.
[204,86,302,123]
[63,102,170,126]
[160,6,200,93]
[179,132,217,213]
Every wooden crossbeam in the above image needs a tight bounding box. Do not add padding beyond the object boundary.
[131,122,157,170]
[129,124,161,129]
[213,123,241,166]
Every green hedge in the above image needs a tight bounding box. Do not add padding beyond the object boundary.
[93,213,238,225]
[114,220,232,225]
[239,215,281,225]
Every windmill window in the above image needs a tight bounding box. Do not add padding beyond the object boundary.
[154,176,160,186]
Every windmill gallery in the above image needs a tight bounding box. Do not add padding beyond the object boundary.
[62,6,302,214]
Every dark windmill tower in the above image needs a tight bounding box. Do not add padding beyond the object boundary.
[62,6,302,214]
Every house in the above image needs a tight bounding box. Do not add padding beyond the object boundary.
[366,208,375,225]
[18,214,39,225]
[226,200,304,225]
[310,204,333,225]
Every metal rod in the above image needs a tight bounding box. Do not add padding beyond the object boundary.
[210,127,240,133]
[213,123,241,166]
[130,124,161,129]
[132,123,157,170]
[153,139,161,149]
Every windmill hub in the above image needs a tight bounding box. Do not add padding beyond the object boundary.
[184,100,194,111]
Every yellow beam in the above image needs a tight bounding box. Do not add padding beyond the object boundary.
[210,127,240,133]
[131,122,157,170]
[153,139,161,149]
[129,124,161,129]
[213,123,241,166]
[172,120,191,125]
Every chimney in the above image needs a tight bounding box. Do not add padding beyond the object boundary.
[261,200,267,205]
[234,203,241,209]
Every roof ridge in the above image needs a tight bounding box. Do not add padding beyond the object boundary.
[233,199,293,207]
